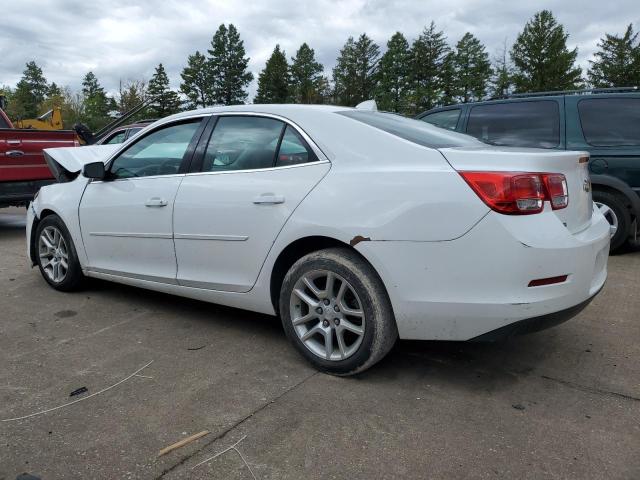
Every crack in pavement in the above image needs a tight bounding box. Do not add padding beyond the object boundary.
[540,375,640,402]
[154,370,319,479]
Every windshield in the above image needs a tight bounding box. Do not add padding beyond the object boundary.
[338,110,482,149]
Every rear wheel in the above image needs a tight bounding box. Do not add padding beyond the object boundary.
[35,214,85,291]
[593,190,630,252]
[279,247,397,375]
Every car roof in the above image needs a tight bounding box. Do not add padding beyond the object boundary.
[418,89,640,116]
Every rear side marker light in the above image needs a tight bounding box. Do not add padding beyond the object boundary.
[528,275,568,287]
[459,171,568,215]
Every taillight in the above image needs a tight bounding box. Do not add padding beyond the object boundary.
[542,174,569,210]
[459,171,568,215]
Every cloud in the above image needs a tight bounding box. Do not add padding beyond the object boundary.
[1,0,638,98]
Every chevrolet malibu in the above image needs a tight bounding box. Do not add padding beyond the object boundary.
[26,105,610,375]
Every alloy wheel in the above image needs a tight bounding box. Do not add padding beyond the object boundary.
[595,201,618,238]
[289,270,365,361]
[38,226,69,283]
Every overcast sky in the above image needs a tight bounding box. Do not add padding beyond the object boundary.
[1,0,638,99]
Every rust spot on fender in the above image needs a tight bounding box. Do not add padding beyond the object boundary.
[350,235,371,246]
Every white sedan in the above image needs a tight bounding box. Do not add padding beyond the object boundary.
[27,104,610,375]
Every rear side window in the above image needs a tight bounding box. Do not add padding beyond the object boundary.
[338,110,481,148]
[578,98,640,146]
[466,101,560,148]
[202,116,284,172]
[275,126,317,167]
[420,109,461,130]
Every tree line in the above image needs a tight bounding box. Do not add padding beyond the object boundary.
[2,10,639,131]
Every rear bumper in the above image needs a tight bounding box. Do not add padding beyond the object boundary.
[0,179,55,207]
[357,203,610,341]
[471,288,600,341]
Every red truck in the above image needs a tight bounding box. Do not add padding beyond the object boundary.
[0,108,79,208]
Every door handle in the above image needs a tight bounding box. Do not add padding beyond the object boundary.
[6,150,25,157]
[145,197,168,207]
[253,194,285,205]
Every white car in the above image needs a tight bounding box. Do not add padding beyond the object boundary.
[27,105,610,375]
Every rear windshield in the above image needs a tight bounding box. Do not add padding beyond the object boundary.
[0,114,9,129]
[578,98,640,146]
[338,110,481,148]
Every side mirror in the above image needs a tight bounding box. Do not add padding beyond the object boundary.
[82,161,106,180]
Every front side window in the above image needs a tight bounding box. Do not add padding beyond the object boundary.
[466,101,560,148]
[420,109,461,130]
[109,120,201,179]
[104,131,126,144]
[201,116,284,172]
[578,98,640,146]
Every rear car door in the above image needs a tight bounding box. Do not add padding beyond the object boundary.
[567,96,640,194]
[79,117,206,282]
[173,114,330,293]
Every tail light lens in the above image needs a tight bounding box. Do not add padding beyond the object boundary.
[459,171,568,215]
[543,174,569,210]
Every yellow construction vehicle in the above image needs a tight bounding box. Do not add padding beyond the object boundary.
[14,107,64,130]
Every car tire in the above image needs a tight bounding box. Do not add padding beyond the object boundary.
[279,247,397,375]
[593,190,631,253]
[35,214,85,291]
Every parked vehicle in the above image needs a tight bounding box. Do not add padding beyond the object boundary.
[417,87,640,251]
[96,120,155,145]
[0,107,79,208]
[27,105,609,374]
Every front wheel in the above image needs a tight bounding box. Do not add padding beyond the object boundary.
[279,247,397,375]
[35,214,85,291]
[593,190,631,253]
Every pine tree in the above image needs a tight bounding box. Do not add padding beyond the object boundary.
[290,43,325,104]
[491,40,514,97]
[451,33,492,102]
[333,34,380,106]
[588,24,640,87]
[147,63,181,117]
[254,45,291,103]
[10,61,49,118]
[375,32,411,113]
[82,71,112,130]
[47,82,62,99]
[208,24,253,105]
[180,51,212,108]
[409,22,451,113]
[511,10,583,92]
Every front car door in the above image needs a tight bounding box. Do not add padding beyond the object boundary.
[79,117,206,282]
[173,114,330,292]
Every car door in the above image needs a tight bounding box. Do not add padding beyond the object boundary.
[173,114,330,293]
[79,117,205,282]
[567,96,640,191]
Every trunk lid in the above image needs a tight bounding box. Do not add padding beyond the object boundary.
[439,146,593,234]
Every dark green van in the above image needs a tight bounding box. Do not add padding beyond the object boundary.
[418,88,640,251]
